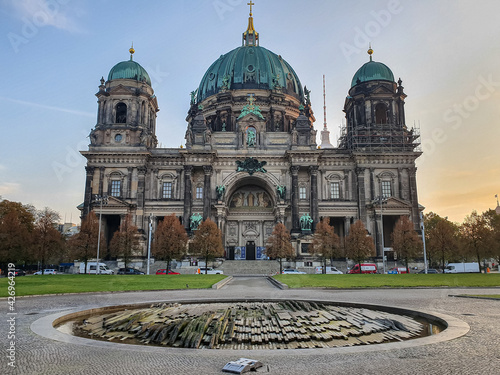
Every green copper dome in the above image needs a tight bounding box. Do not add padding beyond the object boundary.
[108,59,151,86]
[197,45,303,102]
[351,60,394,88]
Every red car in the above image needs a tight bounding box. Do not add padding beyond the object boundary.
[155,269,180,275]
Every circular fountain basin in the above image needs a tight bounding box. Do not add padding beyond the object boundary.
[54,299,446,350]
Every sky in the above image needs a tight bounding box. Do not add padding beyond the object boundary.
[1,0,500,224]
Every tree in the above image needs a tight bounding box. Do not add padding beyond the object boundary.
[0,200,35,266]
[483,209,500,267]
[190,219,224,273]
[344,220,375,274]
[265,222,295,274]
[31,208,65,274]
[109,214,141,269]
[461,211,492,273]
[391,216,423,273]
[308,218,341,273]
[424,212,459,271]
[67,212,103,274]
[153,214,188,272]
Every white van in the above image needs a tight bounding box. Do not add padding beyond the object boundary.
[79,262,114,275]
[315,266,343,274]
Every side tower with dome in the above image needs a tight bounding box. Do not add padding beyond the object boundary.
[80,4,421,268]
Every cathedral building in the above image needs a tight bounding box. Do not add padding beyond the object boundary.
[80,5,421,262]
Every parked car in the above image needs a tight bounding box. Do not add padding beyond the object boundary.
[197,267,223,275]
[79,262,114,275]
[156,269,180,275]
[282,269,306,274]
[315,266,343,274]
[418,268,439,274]
[14,269,26,276]
[348,263,377,274]
[388,267,409,274]
[117,268,145,275]
[34,269,57,275]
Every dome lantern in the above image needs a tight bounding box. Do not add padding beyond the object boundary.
[242,1,259,47]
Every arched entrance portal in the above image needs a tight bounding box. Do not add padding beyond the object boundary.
[224,182,277,260]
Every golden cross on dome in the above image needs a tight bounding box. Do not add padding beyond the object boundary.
[248,1,254,16]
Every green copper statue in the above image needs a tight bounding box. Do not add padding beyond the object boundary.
[190,213,203,231]
[247,129,256,147]
[300,213,313,231]
[216,185,226,200]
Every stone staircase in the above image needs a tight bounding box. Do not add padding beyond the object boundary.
[221,260,281,276]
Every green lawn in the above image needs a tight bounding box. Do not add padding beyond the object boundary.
[0,274,226,297]
[274,273,500,289]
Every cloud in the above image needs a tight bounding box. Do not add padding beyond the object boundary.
[0,182,21,196]
[0,96,94,117]
[9,0,83,33]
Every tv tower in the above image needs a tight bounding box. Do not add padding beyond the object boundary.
[320,75,333,149]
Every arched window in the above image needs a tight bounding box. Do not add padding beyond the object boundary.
[116,103,127,123]
[375,103,387,124]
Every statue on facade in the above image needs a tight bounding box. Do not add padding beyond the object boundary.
[276,185,286,200]
[221,74,231,91]
[222,122,226,132]
[300,213,313,231]
[190,213,203,231]
[216,185,226,200]
[304,86,311,105]
[190,89,198,105]
[247,129,256,147]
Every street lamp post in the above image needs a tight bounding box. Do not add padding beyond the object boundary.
[373,196,388,274]
[95,195,108,275]
[147,214,153,275]
[420,211,428,274]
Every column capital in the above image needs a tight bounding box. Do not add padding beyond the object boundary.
[85,166,95,174]
[203,165,213,175]
[184,165,193,174]
[290,166,300,175]
[308,165,319,175]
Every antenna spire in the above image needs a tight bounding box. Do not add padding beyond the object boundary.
[320,75,334,149]
[323,75,327,130]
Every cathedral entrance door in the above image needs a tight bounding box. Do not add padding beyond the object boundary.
[246,241,256,260]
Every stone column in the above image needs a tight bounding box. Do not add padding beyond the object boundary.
[98,167,105,196]
[152,168,159,200]
[137,166,146,230]
[203,166,213,220]
[83,166,95,218]
[309,166,319,230]
[408,167,420,230]
[369,168,376,201]
[183,166,193,230]
[291,166,300,232]
[356,168,367,226]
[349,170,358,201]
[398,168,403,200]
[127,167,133,199]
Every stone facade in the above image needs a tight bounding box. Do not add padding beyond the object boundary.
[80,13,421,262]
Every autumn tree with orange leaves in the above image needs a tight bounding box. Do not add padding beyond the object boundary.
[190,219,224,273]
[265,222,295,274]
[153,214,188,272]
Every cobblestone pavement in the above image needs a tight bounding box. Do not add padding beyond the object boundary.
[2,276,500,375]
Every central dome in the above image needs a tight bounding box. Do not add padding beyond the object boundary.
[197,45,304,102]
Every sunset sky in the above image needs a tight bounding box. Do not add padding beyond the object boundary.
[1,0,499,224]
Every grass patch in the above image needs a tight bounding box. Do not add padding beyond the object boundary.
[274,273,500,289]
[0,274,226,297]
